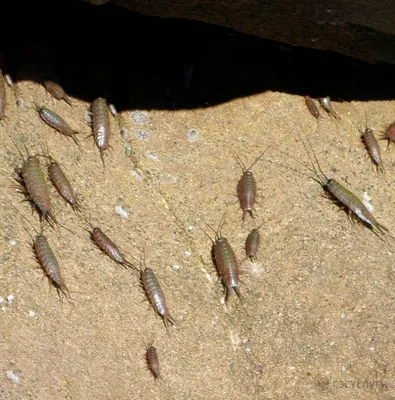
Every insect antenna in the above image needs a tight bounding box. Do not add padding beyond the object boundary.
[9,135,29,160]
[297,131,328,186]
[181,202,218,244]
[226,143,247,172]
[245,144,273,171]
[270,147,324,187]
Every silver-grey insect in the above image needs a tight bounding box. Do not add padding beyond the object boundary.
[91,97,111,168]
[141,266,175,333]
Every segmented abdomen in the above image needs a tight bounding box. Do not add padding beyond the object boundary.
[22,157,51,217]
[44,79,72,105]
[142,268,168,317]
[214,238,239,288]
[146,345,160,379]
[91,227,125,264]
[305,95,319,119]
[327,179,376,227]
[245,228,260,259]
[34,235,65,290]
[363,128,382,167]
[237,172,256,214]
[48,162,78,207]
[92,97,110,151]
[39,107,75,137]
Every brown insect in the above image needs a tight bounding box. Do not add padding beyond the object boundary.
[48,161,81,212]
[229,145,271,223]
[145,341,161,381]
[37,106,79,145]
[44,78,72,106]
[10,137,57,231]
[380,121,395,150]
[304,95,320,119]
[244,223,264,263]
[0,72,6,120]
[140,256,175,333]
[348,109,383,172]
[21,215,70,301]
[81,213,137,270]
[90,97,111,169]
[281,131,391,239]
[191,210,244,304]
[360,128,383,172]
[319,96,339,119]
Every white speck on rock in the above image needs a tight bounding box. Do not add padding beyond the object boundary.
[145,152,158,161]
[130,111,151,125]
[16,99,25,111]
[0,297,4,304]
[7,295,15,304]
[185,251,191,256]
[131,169,144,182]
[160,174,177,184]
[9,239,17,246]
[187,129,199,143]
[135,130,150,141]
[6,371,20,384]
[121,128,128,140]
[29,310,36,317]
[171,265,181,272]
[115,205,129,218]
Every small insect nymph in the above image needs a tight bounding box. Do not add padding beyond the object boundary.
[304,95,320,119]
[229,144,271,223]
[319,96,339,119]
[145,341,161,381]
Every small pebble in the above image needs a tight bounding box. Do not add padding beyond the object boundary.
[135,130,150,141]
[131,169,144,182]
[185,251,191,257]
[122,140,132,157]
[160,174,177,184]
[171,265,181,272]
[29,310,36,317]
[9,239,17,246]
[7,295,15,304]
[0,297,4,303]
[145,152,158,161]
[6,371,20,384]
[187,129,199,143]
[120,128,128,140]
[115,205,128,218]
[16,99,24,111]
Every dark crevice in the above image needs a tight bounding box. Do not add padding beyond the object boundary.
[1,0,395,112]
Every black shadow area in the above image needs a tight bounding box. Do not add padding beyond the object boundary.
[1,0,395,111]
